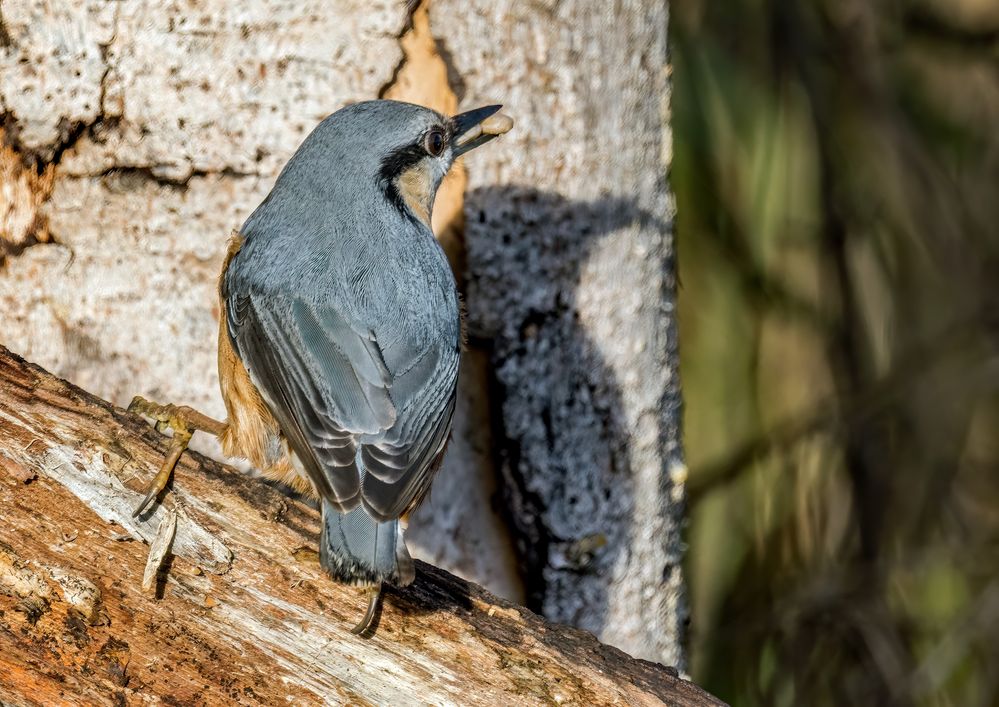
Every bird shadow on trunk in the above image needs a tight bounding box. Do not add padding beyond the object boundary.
[444,184,675,649]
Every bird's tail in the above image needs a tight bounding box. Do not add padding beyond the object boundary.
[320,501,415,587]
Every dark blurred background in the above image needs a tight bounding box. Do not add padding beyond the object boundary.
[672,0,999,704]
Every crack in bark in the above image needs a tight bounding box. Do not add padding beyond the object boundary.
[0,126,57,267]
[377,56,409,102]
[93,165,260,190]
[0,0,250,252]
[0,235,49,267]
[429,35,467,104]
[376,1,422,99]
[0,4,13,49]
[0,2,116,266]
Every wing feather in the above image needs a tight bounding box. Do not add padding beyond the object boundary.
[224,272,458,520]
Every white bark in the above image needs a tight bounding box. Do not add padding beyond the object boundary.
[431,0,686,666]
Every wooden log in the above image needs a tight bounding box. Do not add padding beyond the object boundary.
[0,346,723,706]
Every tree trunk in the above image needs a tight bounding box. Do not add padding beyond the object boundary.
[0,0,685,667]
[431,0,687,666]
[0,347,719,706]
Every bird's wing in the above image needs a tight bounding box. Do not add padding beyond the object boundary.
[225,286,457,520]
[358,337,459,520]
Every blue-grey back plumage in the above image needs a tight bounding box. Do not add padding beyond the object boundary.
[222,101,466,586]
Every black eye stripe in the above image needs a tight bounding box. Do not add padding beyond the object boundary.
[377,123,450,223]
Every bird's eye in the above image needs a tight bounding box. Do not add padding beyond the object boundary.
[424,128,446,157]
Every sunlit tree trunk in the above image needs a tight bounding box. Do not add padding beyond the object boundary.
[431,0,687,666]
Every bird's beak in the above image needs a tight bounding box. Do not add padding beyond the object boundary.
[451,105,514,157]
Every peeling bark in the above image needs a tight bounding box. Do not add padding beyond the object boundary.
[0,132,55,263]
[0,347,721,706]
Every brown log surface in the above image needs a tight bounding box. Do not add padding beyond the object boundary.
[0,346,722,706]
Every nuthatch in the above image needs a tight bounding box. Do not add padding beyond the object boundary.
[130,100,512,633]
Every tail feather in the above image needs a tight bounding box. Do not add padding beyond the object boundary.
[320,501,415,586]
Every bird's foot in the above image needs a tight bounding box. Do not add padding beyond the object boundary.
[289,550,383,636]
[351,583,383,637]
[128,395,225,517]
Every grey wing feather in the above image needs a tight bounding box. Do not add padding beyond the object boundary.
[359,344,459,519]
[361,390,456,520]
[225,280,458,521]
[227,293,381,507]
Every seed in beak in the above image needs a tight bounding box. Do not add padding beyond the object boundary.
[454,113,514,149]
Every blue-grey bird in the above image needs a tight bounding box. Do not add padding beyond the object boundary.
[128,99,512,633]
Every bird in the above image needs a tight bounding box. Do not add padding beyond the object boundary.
[128,99,513,634]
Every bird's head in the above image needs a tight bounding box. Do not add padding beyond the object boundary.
[375,102,513,227]
[282,100,512,229]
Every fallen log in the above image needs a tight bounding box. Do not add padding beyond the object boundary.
[0,346,722,706]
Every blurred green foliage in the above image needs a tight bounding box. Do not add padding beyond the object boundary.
[672,1,999,705]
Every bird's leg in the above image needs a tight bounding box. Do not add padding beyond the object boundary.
[350,583,383,636]
[128,395,226,517]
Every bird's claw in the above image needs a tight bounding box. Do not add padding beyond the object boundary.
[350,584,383,637]
[128,396,196,518]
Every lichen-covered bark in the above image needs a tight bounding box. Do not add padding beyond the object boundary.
[0,347,721,706]
[430,0,686,666]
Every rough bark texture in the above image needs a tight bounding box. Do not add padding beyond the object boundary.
[0,347,720,706]
[0,0,684,666]
[430,1,686,667]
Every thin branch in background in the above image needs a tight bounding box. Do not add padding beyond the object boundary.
[688,312,990,503]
